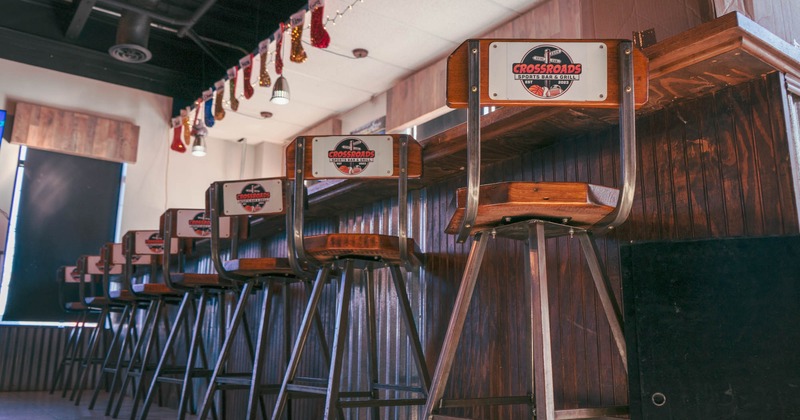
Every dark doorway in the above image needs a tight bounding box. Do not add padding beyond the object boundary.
[3,148,121,321]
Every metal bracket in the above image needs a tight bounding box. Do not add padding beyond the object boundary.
[455,39,482,244]
[398,134,412,270]
[289,137,315,273]
[595,41,636,231]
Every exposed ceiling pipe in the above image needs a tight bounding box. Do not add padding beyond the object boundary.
[184,29,227,70]
[99,0,189,26]
[176,0,218,38]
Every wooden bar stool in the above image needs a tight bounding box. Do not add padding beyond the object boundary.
[51,265,98,396]
[197,177,323,420]
[71,254,124,405]
[423,40,648,419]
[107,233,180,419]
[137,210,239,420]
[271,134,430,419]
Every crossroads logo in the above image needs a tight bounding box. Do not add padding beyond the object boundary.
[189,212,211,236]
[145,233,164,253]
[512,45,582,99]
[328,137,375,175]
[236,183,270,212]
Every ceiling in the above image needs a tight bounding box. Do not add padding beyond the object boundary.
[0,0,543,144]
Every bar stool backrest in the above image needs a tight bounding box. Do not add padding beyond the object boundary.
[445,39,648,241]
[285,134,422,269]
[98,244,125,299]
[159,209,227,289]
[57,265,82,310]
[76,255,116,299]
[120,230,160,296]
[206,178,286,281]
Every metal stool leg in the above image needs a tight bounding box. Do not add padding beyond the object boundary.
[198,282,258,419]
[120,297,171,419]
[52,310,88,395]
[365,269,380,419]
[90,302,136,410]
[111,298,161,417]
[271,265,332,420]
[72,306,114,404]
[577,232,627,373]
[178,289,209,419]
[137,293,192,420]
[60,313,88,397]
[246,282,276,420]
[390,265,431,391]
[323,260,355,419]
[423,233,489,417]
[526,222,554,420]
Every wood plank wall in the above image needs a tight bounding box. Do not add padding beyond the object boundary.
[10,102,139,164]
[1,73,795,420]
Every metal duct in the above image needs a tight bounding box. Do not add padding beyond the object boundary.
[108,0,159,63]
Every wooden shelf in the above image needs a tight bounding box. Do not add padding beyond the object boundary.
[250,11,800,237]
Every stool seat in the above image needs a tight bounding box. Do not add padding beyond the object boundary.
[222,257,296,277]
[84,296,112,307]
[446,182,619,234]
[304,233,422,264]
[109,290,139,301]
[171,273,231,288]
[64,301,89,311]
[131,283,182,296]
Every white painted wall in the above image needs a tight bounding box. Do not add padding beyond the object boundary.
[254,141,286,177]
[0,58,258,239]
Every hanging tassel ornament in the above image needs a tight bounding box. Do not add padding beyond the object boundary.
[275,24,285,75]
[203,88,215,127]
[227,67,240,111]
[290,10,307,63]
[258,39,272,87]
[213,79,226,121]
[309,0,330,48]
[240,54,255,99]
[170,116,186,153]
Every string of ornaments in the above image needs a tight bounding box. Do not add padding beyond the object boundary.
[170,0,360,153]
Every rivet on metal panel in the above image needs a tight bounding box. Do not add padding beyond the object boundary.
[625,48,631,55]
[471,48,477,54]
[471,86,477,92]
[625,85,632,93]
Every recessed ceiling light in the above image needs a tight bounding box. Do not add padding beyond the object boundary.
[260,111,273,118]
[352,48,368,59]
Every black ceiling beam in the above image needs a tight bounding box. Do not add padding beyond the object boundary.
[65,0,98,39]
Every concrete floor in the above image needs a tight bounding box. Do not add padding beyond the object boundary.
[0,391,196,420]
